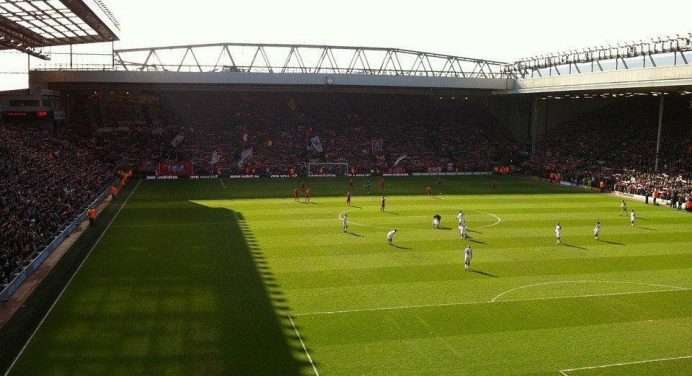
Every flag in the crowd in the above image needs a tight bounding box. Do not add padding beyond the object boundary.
[371,138,383,153]
[393,154,407,166]
[210,150,221,165]
[310,135,323,152]
[237,147,253,168]
[170,134,184,147]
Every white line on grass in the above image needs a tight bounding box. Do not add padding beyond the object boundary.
[337,209,390,230]
[558,355,692,375]
[469,210,502,228]
[293,288,690,317]
[4,180,142,376]
[288,315,320,376]
[490,280,687,302]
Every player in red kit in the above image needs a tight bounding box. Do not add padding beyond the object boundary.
[305,187,311,203]
[380,196,386,211]
[426,186,433,196]
[349,178,354,189]
[346,191,352,207]
[379,178,385,191]
[300,181,306,192]
[293,188,299,202]
[491,179,496,191]
[437,178,442,187]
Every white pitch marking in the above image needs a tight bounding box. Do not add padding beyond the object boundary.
[289,315,320,376]
[490,280,687,302]
[559,355,692,375]
[293,287,690,317]
[468,210,502,228]
[4,180,142,376]
[337,208,390,230]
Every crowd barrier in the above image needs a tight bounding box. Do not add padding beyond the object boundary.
[145,172,494,179]
[0,180,116,303]
[412,172,492,176]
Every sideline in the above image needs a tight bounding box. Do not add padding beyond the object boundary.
[288,315,320,376]
[4,180,142,376]
[0,195,113,328]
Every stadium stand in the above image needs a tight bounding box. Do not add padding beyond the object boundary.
[520,97,691,204]
[0,125,115,288]
[73,92,519,176]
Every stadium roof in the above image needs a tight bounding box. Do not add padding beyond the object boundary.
[0,0,119,59]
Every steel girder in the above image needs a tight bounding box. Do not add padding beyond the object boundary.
[504,33,692,78]
[112,43,508,78]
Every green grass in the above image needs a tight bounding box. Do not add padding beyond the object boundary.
[5,176,692,375]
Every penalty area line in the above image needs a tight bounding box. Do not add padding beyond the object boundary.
[559,355,692,375]
[293,288,690,317]
[490,280,687,302]
[289,315,320,376]
[4,180,142,376]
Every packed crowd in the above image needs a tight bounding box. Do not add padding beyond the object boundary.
[79,92,520,176]
[521,97,691,205]
[0,125,115,288]
[612,170,690,208]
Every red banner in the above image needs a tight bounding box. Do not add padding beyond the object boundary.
[158,162,193,176]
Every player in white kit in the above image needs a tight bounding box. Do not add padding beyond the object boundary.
[630,210,636,227]
[593,221,600,240]
[459,223,468,239]
[620,200,627,215]
[432,217,440,229]
[464,245,473,271]
[342,214,349,232]
[457,210,465,225]
[387,229,397,245]
[555,222,562,244]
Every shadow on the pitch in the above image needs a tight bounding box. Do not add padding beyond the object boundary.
[348,205,362,209]
[468,229,482,234]
[391,244,410,250]
[634,226,655,231]
[470,269,498,277]
[383,211,399,215]
[347,231,364,237]
[437,226,452,230]
[469,238,485,244]
[562,243,588,250]
[429,196,441,200]
[599,239,624,245]
[191,207,312,375]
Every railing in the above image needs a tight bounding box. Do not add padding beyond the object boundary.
[0,179,116,303]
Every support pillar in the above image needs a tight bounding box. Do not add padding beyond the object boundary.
[654,96,665,171]
[530,98,539,155]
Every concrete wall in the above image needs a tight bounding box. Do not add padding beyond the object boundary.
[513,65,692,93]
[30,70,512,91]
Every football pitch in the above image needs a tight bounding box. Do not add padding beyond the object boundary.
[5,176,691,375]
